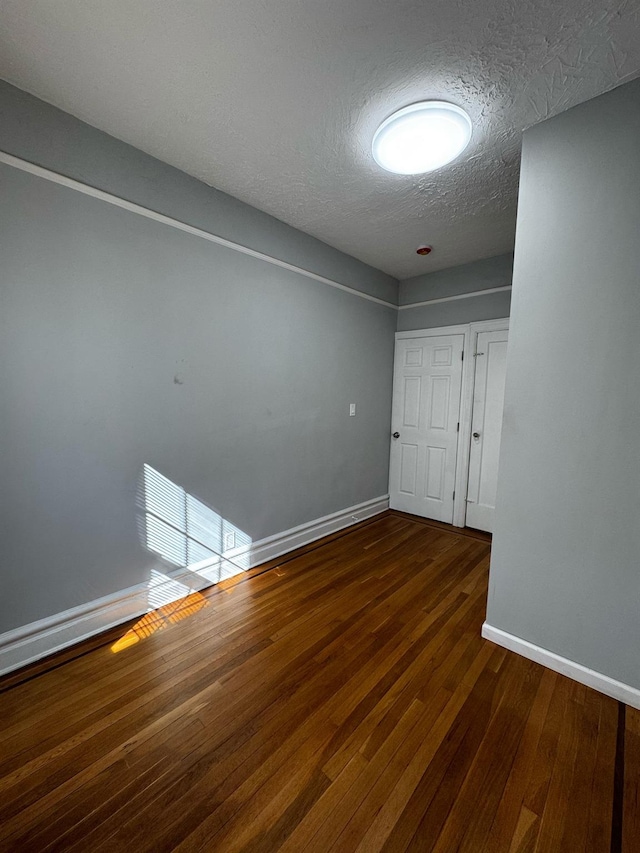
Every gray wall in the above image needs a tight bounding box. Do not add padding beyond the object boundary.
[487,79,640,690]
[397,254,512,331]
[0,86,397,634]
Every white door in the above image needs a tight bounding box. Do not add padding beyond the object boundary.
[465,329,509,532]
[389,335,464,523]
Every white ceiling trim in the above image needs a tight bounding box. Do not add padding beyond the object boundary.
[1,148,514,311]
[399,285,512,310]
[0,149,397,309]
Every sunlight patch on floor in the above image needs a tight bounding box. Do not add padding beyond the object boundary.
[111,588,209,653]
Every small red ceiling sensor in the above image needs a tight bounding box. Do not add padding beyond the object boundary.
[416,245,433,256]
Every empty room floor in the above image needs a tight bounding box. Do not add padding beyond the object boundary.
[0,512,637,852]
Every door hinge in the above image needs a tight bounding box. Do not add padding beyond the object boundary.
[461,351,464,361]
[456,422,460,432]
[453,490,456,501]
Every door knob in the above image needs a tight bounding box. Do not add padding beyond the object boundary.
[392,431,400,439]
[473,432,481,439]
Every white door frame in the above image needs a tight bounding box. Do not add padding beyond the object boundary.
[395,317,509,528]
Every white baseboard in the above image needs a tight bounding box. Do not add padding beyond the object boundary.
[0,585,153,679]
[482,622,640,710]
[0,496,389,677]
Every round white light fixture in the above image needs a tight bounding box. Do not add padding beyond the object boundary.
[372,101,472,175]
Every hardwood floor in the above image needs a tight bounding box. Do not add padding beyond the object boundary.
[0,511,635,852]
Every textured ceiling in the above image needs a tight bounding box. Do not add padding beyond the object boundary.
[0,0,639,279]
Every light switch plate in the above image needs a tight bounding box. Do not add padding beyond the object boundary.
[349,403,356,416]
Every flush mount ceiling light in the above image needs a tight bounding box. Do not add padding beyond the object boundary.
[372,101,472,175]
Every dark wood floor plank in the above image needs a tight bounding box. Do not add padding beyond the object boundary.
[483,667,557,851]
[424,656,543,853]
[623,708,640,853]
[0,512,631,853]
[348,644,502,853]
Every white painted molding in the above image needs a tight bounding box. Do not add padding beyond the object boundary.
[482,623,640,710]
[453,328,474,528]
[170,495,389,590]
[395,323,472,340]
[0,150,397,310]
[398,285,512,310]
[468,318,510,334]
[240,494,389,566]
[0,149,512,313]
[0,496,389,677]
[0,585,152,679]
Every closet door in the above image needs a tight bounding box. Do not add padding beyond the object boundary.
[465,329,509,532]
[389,335,464,523]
